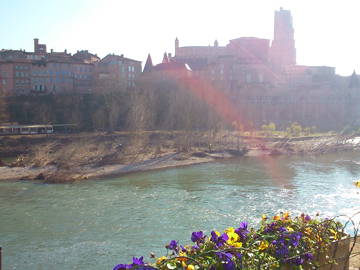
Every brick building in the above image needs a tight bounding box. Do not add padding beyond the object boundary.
[142,8,360,130]
[149,8,337,92]
[0,39,141,95]
[94,54,142,90]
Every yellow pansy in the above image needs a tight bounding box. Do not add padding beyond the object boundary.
[329,229,339,240]
[226,231,239,243]
[187,264,195,270]
[259,240,269,251]
[273,215,280,221]
[304,227,312,235]
[156,256,167,265]
[315,234,322,242]
[287,226,294,232]
[225,227,235,233]
[176,252,187,262]
[282,212,290,220]
[262,214,267,221]
[230,241,243,248]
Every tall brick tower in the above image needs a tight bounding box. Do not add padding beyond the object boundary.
[175,37,179,55]
[270,7,296,67]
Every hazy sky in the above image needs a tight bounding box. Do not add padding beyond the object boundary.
[1,0,359,75]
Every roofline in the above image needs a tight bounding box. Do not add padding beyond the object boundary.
[101,54,142,63]
[229,37,270,42]
[178,46,226,49]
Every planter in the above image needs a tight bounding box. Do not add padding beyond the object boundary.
[280,238,351,270]
[316,237,351,270]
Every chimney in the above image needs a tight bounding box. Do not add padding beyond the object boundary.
[34,38,39,52]
[51,49,53,53]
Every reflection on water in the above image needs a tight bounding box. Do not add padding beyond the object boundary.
[0,152,360,269]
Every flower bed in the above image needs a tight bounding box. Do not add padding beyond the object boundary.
[113,213,352,270]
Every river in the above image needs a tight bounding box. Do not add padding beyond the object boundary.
[1,152,360,269]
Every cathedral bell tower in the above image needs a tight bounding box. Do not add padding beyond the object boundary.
[270,7,296,68]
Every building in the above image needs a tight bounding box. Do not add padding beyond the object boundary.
[270,7,296,68]
[95,54,142,89]
[147,8,336,92]
[0,50,32,95]
[140,8,360,131]
[0,39,142,95]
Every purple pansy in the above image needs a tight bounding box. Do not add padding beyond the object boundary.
[235,221,250,241]
[132,256,145,266]
[166,240,178,252]
[191,231,205,243]
[210,231,229,247]
[304,252,314,261]
[113,264,132,270]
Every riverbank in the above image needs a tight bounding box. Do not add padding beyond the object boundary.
[1,131,360,183]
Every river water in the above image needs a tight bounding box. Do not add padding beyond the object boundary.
[1,152,360,269]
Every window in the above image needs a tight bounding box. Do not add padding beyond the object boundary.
[246,73,252,83]
[258,73,264,83]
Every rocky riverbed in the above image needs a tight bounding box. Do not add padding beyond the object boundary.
[1,131,360,183]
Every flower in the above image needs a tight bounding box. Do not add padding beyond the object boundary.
[210,231,228,247]
[191,244,199,250]
[304,252,314,261]
[304,227,312,235]
[113,256,146,270]
[289,232,302,247]
[275,245,289,258]
[226,229,242,248]
[132,256,145,266]
[114,213,347,270]
[264,222,278,233]
[113,264,132,270]
[258,240,269,251]
[235,221,250,241]
[226,231,239,242]
[216,252,235,270]
[156,256,167,265]
[216,251,233,261]
[223,260,235,270]
[191,231,204,243]
[282,212,290,220]
[166,240,178,252]
[225,227,235,233]
[176,251,187,262]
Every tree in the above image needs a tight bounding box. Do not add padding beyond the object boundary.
[0,89,9,124]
